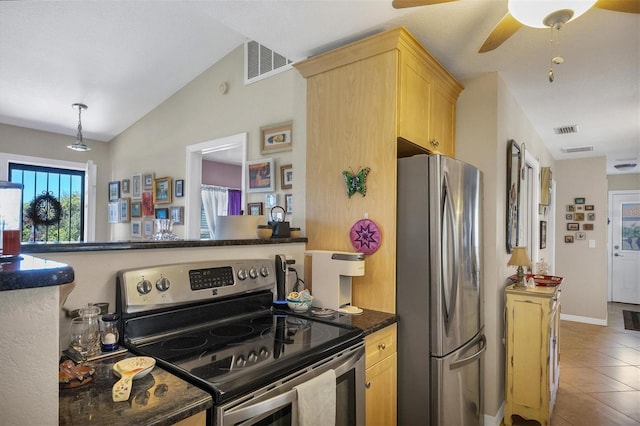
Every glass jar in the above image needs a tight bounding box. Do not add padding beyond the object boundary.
[0,181,23,256]
[100,313,119,352]
[77,303,101,356]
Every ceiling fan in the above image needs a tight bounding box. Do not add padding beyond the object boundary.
[392,0,639,53]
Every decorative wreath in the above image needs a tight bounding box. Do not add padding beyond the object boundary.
[27,192,63,227]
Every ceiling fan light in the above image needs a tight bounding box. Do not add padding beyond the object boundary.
[67,103,91,152]
[508,0,597,28]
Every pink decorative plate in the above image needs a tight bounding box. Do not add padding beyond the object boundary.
[349,218,381,255]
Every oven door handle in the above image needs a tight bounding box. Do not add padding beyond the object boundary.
[224,389,297,425]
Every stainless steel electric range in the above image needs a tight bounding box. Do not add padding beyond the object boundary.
[116,258,365,426]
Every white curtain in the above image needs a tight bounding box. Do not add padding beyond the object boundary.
[201,185,229,239]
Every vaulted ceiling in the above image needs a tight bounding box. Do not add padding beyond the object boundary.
[1,1,638,174]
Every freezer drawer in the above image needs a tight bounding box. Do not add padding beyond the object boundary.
[430,331,485,426]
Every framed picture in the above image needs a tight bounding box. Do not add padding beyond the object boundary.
[153,177,172,204]
[260,121,292,154]
[108,181,120,202]
[540,220,547,249]
[585,205,595,211]
[587,213,596,221]
[170,206,184,225]
[155,208,169,219]
[565,213,573,220]
[583,223,594,231]
[567,223,579,231]
[121,179,130,194]
[280,164,293,190]
[575,197,585,204]
[175,179,184,198]
[248,202,263,216]
[574,212,585,221]
[131,220,141,238]
[565,235,574,243]
[576,205,584,211]
[119,197,130,223]
[108,202,119,223]
[567,205,575,212]
[285,194,293,214]
[142,173,155,190]
[142,192,154,216]
[247,159,275,193]
[131,201,142,218]
[265,193,278,209]
[132,174,142,199]
[143,219,154,238]
[576,231,586,240]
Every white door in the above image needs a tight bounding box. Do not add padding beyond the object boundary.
[610,191,640,303]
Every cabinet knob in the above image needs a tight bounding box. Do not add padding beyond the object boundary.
[430,139,440,148]
[365,381,371,389]
[378,343,386,351]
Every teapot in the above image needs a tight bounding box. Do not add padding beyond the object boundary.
[269,206,290,238]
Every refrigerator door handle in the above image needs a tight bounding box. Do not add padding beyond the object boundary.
[441,171,458,326]
[449,334,486,371]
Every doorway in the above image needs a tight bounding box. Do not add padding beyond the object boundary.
[609,190,640,303]
[184,133,247,240]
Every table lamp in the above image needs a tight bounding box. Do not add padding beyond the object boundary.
[508,246,531,289]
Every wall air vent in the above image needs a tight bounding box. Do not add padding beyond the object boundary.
[560,145,594,154]
[245,40,294,85]
[553,124,578,135]
[614,163,638,171]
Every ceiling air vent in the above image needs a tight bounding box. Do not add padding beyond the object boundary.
[245,40,294,85]
[614,163,638,171]
[554,124,578,135]
[561,145,594,154]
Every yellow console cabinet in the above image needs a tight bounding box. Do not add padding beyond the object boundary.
[504,285,561,426]
[365,324,397,426]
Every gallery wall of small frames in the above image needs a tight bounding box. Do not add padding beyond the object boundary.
[564,197,596,243]
[108,173,184,239]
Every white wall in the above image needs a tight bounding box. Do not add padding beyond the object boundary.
[456,72,556,422]
[107,45,307,240]
[555,157,609,323]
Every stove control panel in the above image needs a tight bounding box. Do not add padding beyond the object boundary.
[118,259,275,313]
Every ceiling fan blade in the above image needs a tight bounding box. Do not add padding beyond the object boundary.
[392,0,457,9]
[479,12,522,53]
[594,0,640,14]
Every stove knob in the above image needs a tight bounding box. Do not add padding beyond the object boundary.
[137,279,153,295]
[249,268,258,279]
[237,269,247,281]
[259,266,269,277]
[259,347,269,358]
[235,355,246,367]
[248,351,258,363]
[156,277,170,292]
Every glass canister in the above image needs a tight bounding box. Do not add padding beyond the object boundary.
[78,303,101,356]
[0,181,24,256]
[100,313,119,352]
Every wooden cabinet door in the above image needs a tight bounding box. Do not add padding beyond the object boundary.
[429,85,457,157]
[366,352,397,426]
[398,50,431,151]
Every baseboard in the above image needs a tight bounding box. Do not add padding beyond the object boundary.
[560,313,607,326]
[484,402,505,426]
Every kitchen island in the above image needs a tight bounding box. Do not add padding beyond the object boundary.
[59,352,212,426]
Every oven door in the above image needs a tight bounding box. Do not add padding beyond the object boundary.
[216,343,365,426]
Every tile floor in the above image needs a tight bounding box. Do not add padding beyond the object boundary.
[510,302,640,425]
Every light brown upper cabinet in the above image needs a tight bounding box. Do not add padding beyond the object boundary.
[295,27,462,314]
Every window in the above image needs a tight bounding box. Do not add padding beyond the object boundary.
[9,163,85,242]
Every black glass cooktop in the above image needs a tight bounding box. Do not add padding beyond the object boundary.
[129,311,362,403]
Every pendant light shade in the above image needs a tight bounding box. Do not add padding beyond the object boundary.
[508,0,597,28]
[67,103,91,152]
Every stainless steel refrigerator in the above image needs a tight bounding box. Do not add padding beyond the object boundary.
[397,154,485,426]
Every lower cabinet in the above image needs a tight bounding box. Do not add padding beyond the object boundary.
[365,324,397,426]
[504,285,561,426]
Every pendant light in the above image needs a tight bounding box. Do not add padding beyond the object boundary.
[67,103,91,152]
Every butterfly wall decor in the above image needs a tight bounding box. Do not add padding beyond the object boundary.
[342,167,370,198]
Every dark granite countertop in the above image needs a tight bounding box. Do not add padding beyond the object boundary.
[286,307,398,336]
[0,254,74,291]
[59,352,212,426]
[21,237,307,253]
